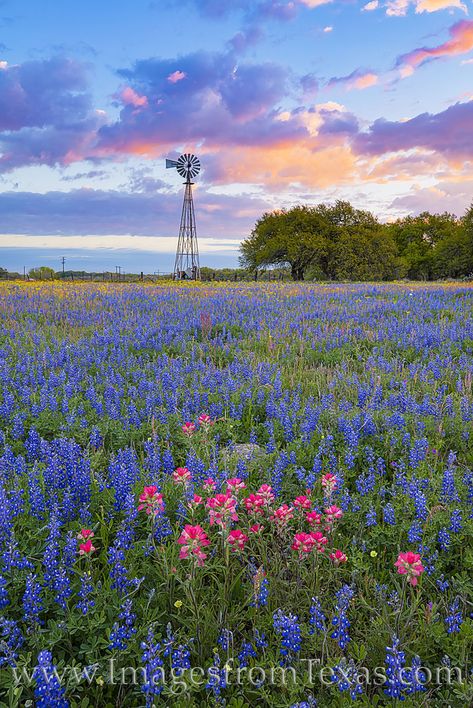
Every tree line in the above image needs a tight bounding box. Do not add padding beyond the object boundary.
[240,201,473,281]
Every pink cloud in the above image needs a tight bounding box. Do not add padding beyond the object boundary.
[397,20,473,72]
[167,70,186,83]
[119,86,148,107]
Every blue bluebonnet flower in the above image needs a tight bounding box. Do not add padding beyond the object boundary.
[0,574,9,608]
[273,609,302,666]
[171,644,191,676]
[384,635,406,699]
[141,629,164,706]
[437,527,451,552]
[76,572,94,616]
[33,649,69,708]
[383,503,395,525]
[449,509,462,533]
[309,597,326,635]
[331,658,363,699]
[217,629,233,653]
[0,617,24,668]
[23,573,43,628]
[109,599,136,651]
[206,651,227,699]
[436,575,449,592]
[330,585,354,650]
[238,640,257,668]
[365,508,377,526]
[445,598,463,634]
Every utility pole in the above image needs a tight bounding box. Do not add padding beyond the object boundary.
[23,266,26,281]
[61,256,66,277]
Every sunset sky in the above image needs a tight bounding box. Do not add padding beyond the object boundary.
[0,0,472,272]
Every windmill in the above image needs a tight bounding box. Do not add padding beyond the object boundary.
[166,153,201,280]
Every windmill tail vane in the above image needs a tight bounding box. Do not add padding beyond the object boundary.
[166,153,201,280]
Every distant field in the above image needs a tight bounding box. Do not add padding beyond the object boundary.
[0,282,472,707]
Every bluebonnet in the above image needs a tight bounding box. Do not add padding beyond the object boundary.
[383,636,406,699]
[383,503,395,525]
[250,568,269,608]
[23,573,43,627]
[238,640,257,668]
[76,572,94,616]
[309,596,326,634]
[206,651,227,699]
[449,509,462,533]
[217,629,233,653]
[436,575,449,592]
[330,585,354,650]
[273,609,302,665]
[445,598,463,634]
[365,508,377,526]
[171,644,191,676]
[109,600,136,651]
[141,629,164,705]
[33,650,69,708]
[407,519,423,543]
[331,658,363,699]
[438,527,451,552]
[0,617,24,668]
[0,574,9,608]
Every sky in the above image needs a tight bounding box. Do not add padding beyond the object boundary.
[0,0,472,273]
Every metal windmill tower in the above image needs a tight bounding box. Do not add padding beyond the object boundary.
[166,153,201,280]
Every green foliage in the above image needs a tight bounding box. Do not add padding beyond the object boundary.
[28,266,56,280]
[241,201,473,281]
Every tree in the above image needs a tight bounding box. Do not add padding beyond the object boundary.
[28,266,56,280]
[388,212,459,280]
[240,206,329,280]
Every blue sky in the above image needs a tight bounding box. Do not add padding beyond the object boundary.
[0,0,472,272]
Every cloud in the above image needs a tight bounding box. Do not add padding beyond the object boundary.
[362,1,379,10]
[0,187,271,237]
[396,20,473,74]
[353,99,473,159]
[95,50,305,156]
[390,178,473,215]
[386,0,467,15]
[0,55,103,172]
[328,68,379,91]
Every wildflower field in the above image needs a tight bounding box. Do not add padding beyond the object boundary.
[0,281,472,708]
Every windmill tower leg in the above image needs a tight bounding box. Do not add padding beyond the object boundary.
[173,179,200,280]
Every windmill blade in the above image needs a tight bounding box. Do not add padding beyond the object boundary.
[166,159,178,169]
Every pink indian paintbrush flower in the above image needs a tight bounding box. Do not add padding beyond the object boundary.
[198,413,214,427]
[306,510,322,527]
[177,524,210,566]
[206,492,238,527]
[243,493,267,516]
[324,505,343,526]
[181,421,196,437]
[77,528,94,541]
[270,504,294,527]
[79,539,96,556]
[309,531,328,553]
[321,473,337,495]
[257,484,275,504]
[330,549,348,565]
[138,486,164,515]
[249,523,264,534]
[203,478,216,491]
[227,529,249,551]
[395,551,425,586]
[291,532,316,556]
[188,494,203,509]
[226,478,246,494]
[294,495,311,510]
[172,467,192,485]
